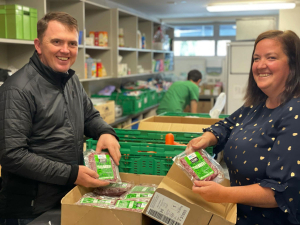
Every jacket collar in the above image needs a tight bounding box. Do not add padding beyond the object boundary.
[30,51,75,87]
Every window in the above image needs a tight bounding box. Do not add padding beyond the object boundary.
[217,40,231,56]
[174,41,215,56]
[174,25,214,37]
[219,24,236,36]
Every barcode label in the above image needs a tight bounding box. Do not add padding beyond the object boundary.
[146,192,190,225]
[148,209,181,225]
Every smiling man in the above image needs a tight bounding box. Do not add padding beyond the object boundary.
[0,12,120,224]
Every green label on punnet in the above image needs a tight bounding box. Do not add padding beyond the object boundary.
[80,197,101,204]
[124,193,153,199]
[94,154,114,179]
[115,200,148,209]
[184,152,214,180]
[131,186,155,193]
[107,183,128,188]
[99,199,114,205]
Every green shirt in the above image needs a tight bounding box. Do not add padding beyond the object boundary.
[157,80,199,115]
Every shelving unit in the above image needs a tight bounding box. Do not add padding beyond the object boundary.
[0,0,174,93]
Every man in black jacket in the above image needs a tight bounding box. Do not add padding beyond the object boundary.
[0,12,121,224]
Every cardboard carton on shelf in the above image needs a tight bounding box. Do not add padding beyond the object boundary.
[61,166,236,225]
[94,100,115,124]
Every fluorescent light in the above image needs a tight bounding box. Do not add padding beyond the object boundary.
[207,1,296,12]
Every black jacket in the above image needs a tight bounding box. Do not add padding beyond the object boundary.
[0,52,117,218]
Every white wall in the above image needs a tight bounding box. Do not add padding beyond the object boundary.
[174,56,226,84]
[279,5,300,36]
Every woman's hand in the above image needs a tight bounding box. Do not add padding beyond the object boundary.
[186,132,217,154]
[192,181,227,203]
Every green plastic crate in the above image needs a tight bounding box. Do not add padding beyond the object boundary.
[0,6,6,38]
[86,135,214,175]
[157,90,166,103]
[146,90,158,107]
[92,91,145,115]
[158,112,230,119]
[22,6,30,40]
[86,139,186,175]
[115,128,202,144]
[6,4,23,39]
[30,7,37,40]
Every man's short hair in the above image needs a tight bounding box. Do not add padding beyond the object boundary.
[37,12,78,40]
[187,70,202,82]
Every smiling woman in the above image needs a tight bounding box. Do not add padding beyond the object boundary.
[186,30,300,225]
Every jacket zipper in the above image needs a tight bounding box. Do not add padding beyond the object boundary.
[61,84,78,164]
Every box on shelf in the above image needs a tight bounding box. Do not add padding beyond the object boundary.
[0,6,6,38]
[61,166,236,225]
[94,100,115,124]
[6,4,23,39]
[138,116,221,133]
[153,42,163,50]
[30,7,37,40]
[118,63,127,76]
[22,6,30,40]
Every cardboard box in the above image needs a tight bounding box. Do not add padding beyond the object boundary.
[144,164,236,225]
[94,100,115,124]
[138,116,221,132]
[61,167,236,225]
[197,101,211,113]
[61,173,164,225]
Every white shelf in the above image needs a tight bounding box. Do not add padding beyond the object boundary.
[0,39,34,45]
[79,76,114,82]
[153,50,173,53]
[118,72,162,78]
[137,49,153,52]
[78,45,84,48]
[85,46,110,50]
[118,47,138,51]
[118,47,173,53]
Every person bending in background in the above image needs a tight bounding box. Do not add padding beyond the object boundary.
[0,12,120,225]
[156,69,202,115]
[187,30,300,224]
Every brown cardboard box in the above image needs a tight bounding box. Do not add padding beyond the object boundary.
[61,173,163,225]
[61,167,236,225]
[144,164,236,225]
[138,116,221,133]
[197,101,211,113]
[94,100,115,124]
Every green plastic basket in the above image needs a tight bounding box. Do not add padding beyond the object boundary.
[145,90,158,107]
[91,92,145,115]
[86,137,214,176]
[158,112,230,119]
[115,128,202,144]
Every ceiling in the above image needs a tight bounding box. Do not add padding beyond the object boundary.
[108,0,282,21]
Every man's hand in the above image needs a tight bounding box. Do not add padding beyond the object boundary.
[96,134,121,165]
[192,181,226,203]
[75,165,110,187]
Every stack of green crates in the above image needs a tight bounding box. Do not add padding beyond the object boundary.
[86,128,214,176]
[91,91,145,115]
[157,90,166,103]
[146,89,158,107]
[0,4,37,40]
[158,112,230,119]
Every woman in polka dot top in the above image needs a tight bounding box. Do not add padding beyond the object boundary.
[187,30,300,225]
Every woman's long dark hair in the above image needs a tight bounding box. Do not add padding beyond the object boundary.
[244,30,300,107]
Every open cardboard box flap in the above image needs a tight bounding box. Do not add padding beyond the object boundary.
[143,164,237,225]
[138,116,221,132]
